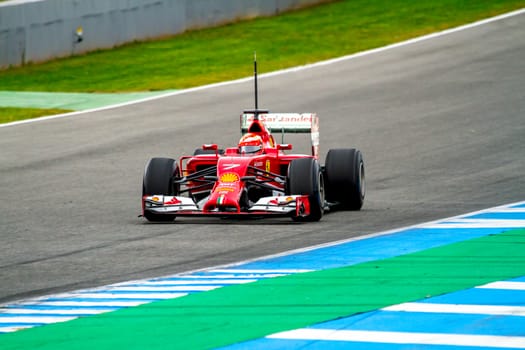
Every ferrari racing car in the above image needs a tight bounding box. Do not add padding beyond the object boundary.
[141,110,365,222]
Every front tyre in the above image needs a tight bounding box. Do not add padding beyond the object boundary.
[324,149,365,210]
[142,157,179,222]
[287,158,324,222]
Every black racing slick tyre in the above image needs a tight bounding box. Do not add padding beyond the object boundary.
[324,148,365,210]
[287,158,324,222]
[142,157,179,222]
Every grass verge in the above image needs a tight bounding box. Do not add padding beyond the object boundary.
[0,0,523,93]
[0,0,523,123]
[0,107,72,124]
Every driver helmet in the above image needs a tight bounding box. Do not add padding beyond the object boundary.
[238,133,263,154]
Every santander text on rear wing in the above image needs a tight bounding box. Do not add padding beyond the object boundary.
[241,112,319,157]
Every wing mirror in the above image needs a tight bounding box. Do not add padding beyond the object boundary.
[277,144,292,151]
[202,144,218,151]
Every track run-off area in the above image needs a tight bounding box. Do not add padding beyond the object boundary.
[1,202,524,348]
[1,8,524,350]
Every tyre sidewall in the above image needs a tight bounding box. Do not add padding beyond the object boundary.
[287,158,324,221]
[142,157,178,222]
[143,157,178,196]
[325,149,365,210]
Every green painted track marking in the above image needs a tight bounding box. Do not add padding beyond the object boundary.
[0,91,175,111]
[1,229,523,349]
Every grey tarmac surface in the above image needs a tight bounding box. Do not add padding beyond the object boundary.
[1,13,524,303]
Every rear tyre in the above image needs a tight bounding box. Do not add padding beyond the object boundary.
[142,157,179,222]
[287,158,324,222]
[324,149,365,210]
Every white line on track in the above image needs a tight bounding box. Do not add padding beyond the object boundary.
[210,269,312,274]
[490,208,525,213]
[383,303,525,316]
[0,316,77,324]
[478,281,525,290]
[0,326,33,333]
[424,219,525,228]
[0,308,114,315]
[145,274,280,279]
[88,286,220,293]
[107,285,242,291]
[64,292,192,299]
[1,8,524,129]
[17,301,155,307]
[267,329,525,348]
[112,279,257,286]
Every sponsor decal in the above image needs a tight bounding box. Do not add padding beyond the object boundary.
[216,186,235,193]
[222,164,241,170]
[165,197,181,205]
[244,114,313,124]
[152,196,161,202]
[266,160,271,172]
[241,113,316,132]
[220,172,240,183]
[269,197,295,206]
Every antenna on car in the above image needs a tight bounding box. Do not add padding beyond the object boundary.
[254,51,258,112]
[244,51,268,121]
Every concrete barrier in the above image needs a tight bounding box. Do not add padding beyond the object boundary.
[0,0,327,68]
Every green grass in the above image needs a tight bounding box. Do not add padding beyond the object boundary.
[1,0,523,93]
[0,0,523,123]
[0,107,72,124]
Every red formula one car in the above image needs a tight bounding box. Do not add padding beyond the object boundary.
[141,62,365,222]
[141,110,365,222]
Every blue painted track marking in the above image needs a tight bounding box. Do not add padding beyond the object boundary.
[219,202,525,349]
[0,270,301,333]
[465,212,525,220]
[418,288,525,306]
[221,340,517,350]
[1,201,524,336]
[311,312,525,336]
[223,277,525,349]
[235,227,503,271]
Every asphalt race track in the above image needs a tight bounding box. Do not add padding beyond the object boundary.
[1,12,524,304]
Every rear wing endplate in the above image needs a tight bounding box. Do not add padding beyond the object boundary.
[241,112,319,157]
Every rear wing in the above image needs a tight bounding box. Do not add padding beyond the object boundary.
[241,112,319,157]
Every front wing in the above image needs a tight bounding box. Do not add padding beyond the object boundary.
[142,195,311,218]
